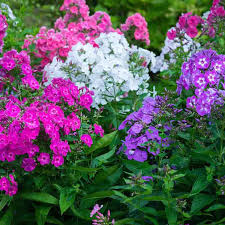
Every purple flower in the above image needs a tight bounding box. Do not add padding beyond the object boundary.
[205,70,219,85]
[193,74,208,89]
[142,176,153,182]
[182,62,191,75]
[195,55,210,69]
[148,147,160,156]
[196,101,211,116]
[146,127,161,142]
[211,61,224,74]
[186,96,197,109]
[21,158,37,172]
[129,123,143,135]
[133,150,148,162]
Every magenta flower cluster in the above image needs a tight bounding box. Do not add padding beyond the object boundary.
[0,49,39,91]
[177,49,225,116]
[0,174,17,196]
[206,0,225,38]
[119,96,170,162]
[167,12,203,40]
[121,13,150,45]
[0,13,8,53]
[23,0,150,68]
[23,0,122,68]
[0,77,104,195]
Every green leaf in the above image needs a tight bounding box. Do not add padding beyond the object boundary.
[0,196,9,212]
[115,218,134,225]
[68,166,100,173]
[177,132,191,140]
[144,215,159,225]
[83,191,115,200]
[19,192,58,205]
[142,195,168,201]
[46,217,64,225]
[123,160,152,174]
[165,202,177,225]
[92,147,116,166]
[190,194,215,214]
[59,188,76,215]
[0,206,13,225]
[205,204,225,212]
[140,207,158,216]
[70,205,92,221]
[191,175,209,195]
[35,206,51,225]
[87,131,117,154]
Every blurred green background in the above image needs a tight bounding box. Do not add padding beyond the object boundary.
[4,0,211,51]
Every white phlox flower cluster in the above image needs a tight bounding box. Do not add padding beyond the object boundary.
[44,32,156,108]
[151,32,200,73]
[0,3,17,26]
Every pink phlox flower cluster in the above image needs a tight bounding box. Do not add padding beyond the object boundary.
[121,13,150,45]
[90,204,115,225]
[0,49,39,91]
[0,77,104,195]
[94,124,104,137]
[23,0,122,68]
[60,0,90,20]
[44,78,94,111]
[206,0,225,38]
[167,12,203,40]
[177,49,225,116]
[0,174,18,196]
[0,13,8,53]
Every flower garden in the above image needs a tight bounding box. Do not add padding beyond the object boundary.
[0,0,224,224]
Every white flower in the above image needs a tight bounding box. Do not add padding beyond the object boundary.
[44,32,155,108]
[151,34,200,74]
[1,3,16,21]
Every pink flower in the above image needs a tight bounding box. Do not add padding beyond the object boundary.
[5,102,21,117]
[22,75,40,90]
[94,124,104,137]
[79,94,93,111]
[0,177,10,191]
[38,153,50,165]
[208,27,216,38]
[21,64,32,76]
[187,16,199,27]
[6,152,15,162]
[90,204,103,217]
[27,145,39,158]
[70,6,78,14]
[178,16,186,29]
[167,28,176,40]
[21,158,37,172]
[80,134,93,147]
[1,57,16,71]
[186,26,198,38]
[215,6,225,17]
[51,155,64,167]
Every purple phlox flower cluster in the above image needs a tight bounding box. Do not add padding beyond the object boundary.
[119,96,171,162]
[177,49,225,116]
[0,49,39,92]
[0,13,7,53]
[0,78,104,195]
[90,204,115,225]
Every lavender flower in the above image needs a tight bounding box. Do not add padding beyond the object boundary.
[177,49,225,116]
